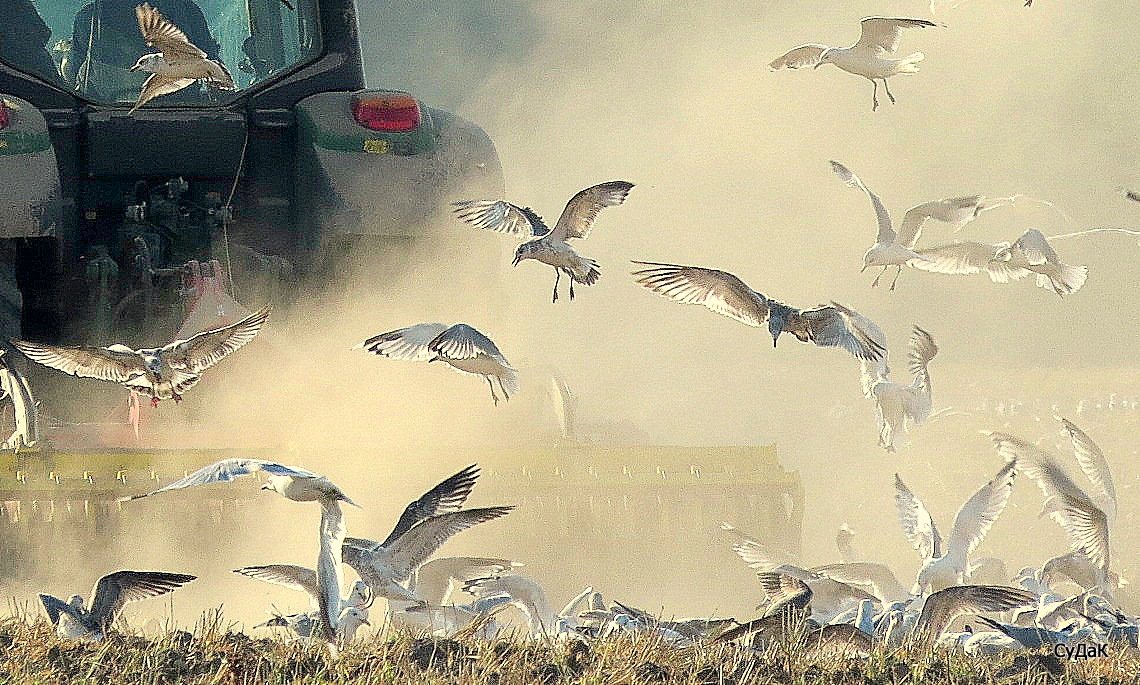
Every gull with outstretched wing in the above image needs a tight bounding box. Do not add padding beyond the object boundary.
[357,323,518,405]
[12,306,268,406]
[40,570,196,641]
[631,261,887,364]
[129,3,235,114]
[770,17,942,111]
[453,181,634,303]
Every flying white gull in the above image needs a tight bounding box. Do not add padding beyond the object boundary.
[117,457,359,507]
[867,326,939,452]
[770,17,942,111]
[339,464,512,603]
[358,323,518,405]
[896,460,1017,594]
[631,261,887,363]
[453,181,634,303]
[11,306,269,406]
[908,229,1088,296]
[988,424,1113,588]
[130,3,235,114]
[39,571,196,641]
[831,161,1006,290]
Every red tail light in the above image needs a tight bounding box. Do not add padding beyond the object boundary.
[0,99,10,130]
[351,93,421,132]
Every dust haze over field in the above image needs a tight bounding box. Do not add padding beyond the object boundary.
[5,0,1140,633]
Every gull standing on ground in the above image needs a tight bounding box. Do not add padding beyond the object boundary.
[39,571,196,641]
[233,565,372,640]
[867,326,939,452]
[989,424,1114,590]
[831,161,1005,290]
[895,460,1017,594]
[631,261,887,363]
[908,229,1089,296]
[117,457,359,507]
[130,3,235,114]
[769,17,942,111]
[12,306,269,406]
[453,181,634,303]
[358,323,518,406]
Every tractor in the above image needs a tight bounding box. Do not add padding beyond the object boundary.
[0,0,504,354]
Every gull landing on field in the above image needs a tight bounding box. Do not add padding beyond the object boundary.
[129,3,235,114]
[452,181,634,303]
[770,17,943,111]
[11,306,269,407]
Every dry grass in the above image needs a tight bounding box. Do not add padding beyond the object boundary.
[0,612,1137,685]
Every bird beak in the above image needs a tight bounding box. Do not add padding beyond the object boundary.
[362,618,372,626]
[860,264,868,273]
[129,64,140,72]
[260,482,271,491]
[772,338,778,348]
[512,254,522,267]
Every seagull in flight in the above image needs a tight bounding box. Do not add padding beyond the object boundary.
[867,326,939,452]
[39,571,196,641]
[117,457,359,507]
[357,323,518,405]
[831,161,1004,290]
[340,464,512,604]
[908,229,1089,296]
[770,17,942,111]
[129,3,235,114]
[912,585,1036,642]
[631,261,886,362]
[453,181,634,303]
[11,306,268,406]
[895,460,1017,594]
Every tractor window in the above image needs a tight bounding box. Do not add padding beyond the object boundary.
[1,0,321,108]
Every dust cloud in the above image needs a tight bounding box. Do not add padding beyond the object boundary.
[5,0,1140,630]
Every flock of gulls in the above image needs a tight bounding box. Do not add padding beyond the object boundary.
[8,0,1140,670]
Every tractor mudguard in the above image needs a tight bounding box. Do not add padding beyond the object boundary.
[0,94,62,239]
[294,90,504,242]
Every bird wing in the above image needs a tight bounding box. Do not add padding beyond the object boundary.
[129,74,196,114]
[10,340,145,383]
[383,507,514,581]
[357,323,450,362]
[1011,228,1059,266]
[340,537,380,578]
[381,464,481,548]
[907,326,938,392]
[831,161,895,245]
[916,585,1036,638]
[549,181,634,242]
[165,306,269,374]
[1060,418,1117,523]
[945,460,1017,561]
[769,44,828,70]
[87,571,196,632]
[429,324,512,367]
[810,562,908,601]
[451,200,550,238]
[909,241,1031,283]
[855,17,940,55]
[731,540,794,571]
[39,593,81,625]
[631,261,770,327]
[135,2,206,61]
[119,458,315,501]
[756,573,813,617]
[990,433,1111,573]
[799,302,888,362]
[316,500,346,642]
[894,474,943,561]
[414,556,520,605]
[232,565,320,603]
[897,196,986,249]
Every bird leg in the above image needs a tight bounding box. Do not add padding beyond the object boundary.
[868,78,880,111]
[871,265,888,287]
[566,270,576,301]
[882,79,897,105]
[552,269,560,303]
[172,392,183,404]
[889,265,903,290]
[150,396,160,408]
[487,377,500,406]
[496,376,511,402]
